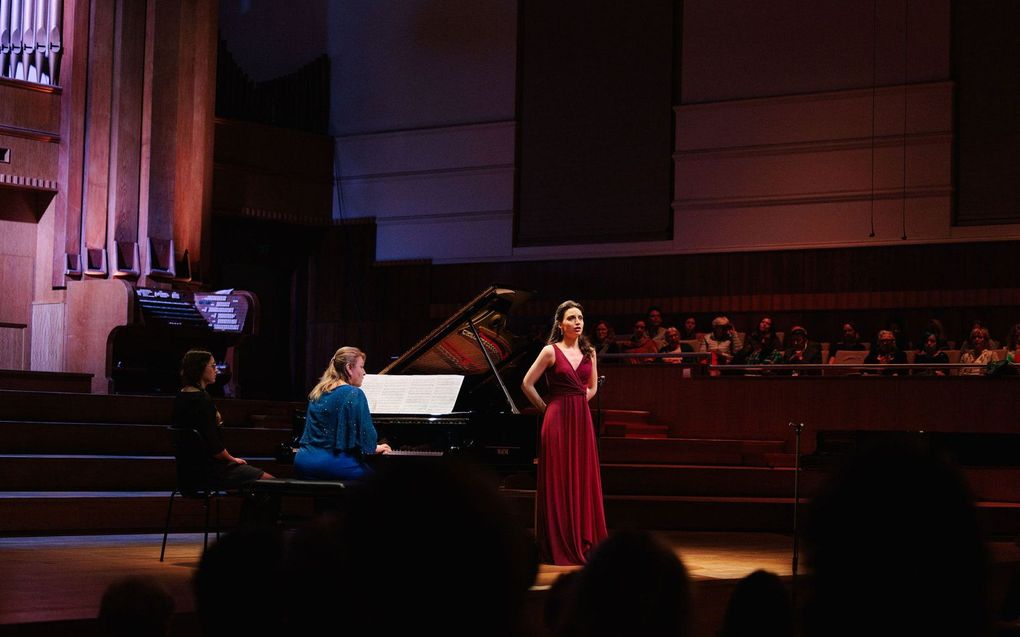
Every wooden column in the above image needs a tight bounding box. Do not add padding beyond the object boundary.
[106,0,145,278]
[53,0,89,286]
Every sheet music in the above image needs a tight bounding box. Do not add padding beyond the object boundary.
[360,374,465,414]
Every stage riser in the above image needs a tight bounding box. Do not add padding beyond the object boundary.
[599,437,788,465]
[1,457,294,491]
[7,492,1019,539]
[601,464,817,498]
[0,390,301,428]
[0,422,294,456]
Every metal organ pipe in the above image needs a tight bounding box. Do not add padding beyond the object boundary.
[0,0,61,85]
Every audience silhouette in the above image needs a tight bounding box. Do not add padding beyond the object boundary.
[803,441,991,637]
[719,569,793,637]
[555,529,692,637]
[98,576,175,637]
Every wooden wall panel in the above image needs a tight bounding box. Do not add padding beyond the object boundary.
[0,323,26,369]
[212,119,333,226]
[54,0,91,284]
[597,367,1020,454]
[107,0,147,277]
[0,80,61,134]
[30,302,64,372]
[80,0,117,276]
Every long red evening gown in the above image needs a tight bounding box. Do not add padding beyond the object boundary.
[536,345,608,565]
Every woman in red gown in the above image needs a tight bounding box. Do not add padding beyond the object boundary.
[522,300,608,565]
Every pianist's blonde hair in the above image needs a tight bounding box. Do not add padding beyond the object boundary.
[309,346,366,401]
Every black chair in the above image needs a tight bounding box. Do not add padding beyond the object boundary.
[160,426,226,562]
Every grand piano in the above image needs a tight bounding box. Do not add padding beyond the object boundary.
[370,286,542,476]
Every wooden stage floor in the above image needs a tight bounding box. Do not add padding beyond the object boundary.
[3,532,1020,635]
[0,531,794,624]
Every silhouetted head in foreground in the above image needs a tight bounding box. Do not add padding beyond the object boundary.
[557,528,692,637]
[719,569,792,637]
[98,576,174,637]
[804,441,991,637]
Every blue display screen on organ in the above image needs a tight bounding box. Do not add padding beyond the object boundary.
[193,293,248,332]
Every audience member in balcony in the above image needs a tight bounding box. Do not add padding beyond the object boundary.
[624,319,659,364]
[737,316,783,361]
[734,330,784,369]
[803,442,990,637]
[961,320,1000,353]
[828,321,866,363]
[555,529,692,637]
[658,326,694,364]
[699,316,742,364]
[780,326,821,372]
[960,327,996,376]
[924,317,950,348]
[679,316,699,340]
[646,306,667,349]
[863,330,907,374]
[913,331,949,376]
[294,346,391,480]
[883,316,912,353]
[172,349,273,486]
[591,320,621,357]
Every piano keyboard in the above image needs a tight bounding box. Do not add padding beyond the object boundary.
[384,449,445,457]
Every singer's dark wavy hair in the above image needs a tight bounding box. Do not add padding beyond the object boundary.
[547,300,595,358]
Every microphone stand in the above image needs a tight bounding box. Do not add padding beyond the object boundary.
[595,375,606,454]
[789,421,805,607]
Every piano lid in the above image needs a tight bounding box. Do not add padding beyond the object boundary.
[379,286,538,413]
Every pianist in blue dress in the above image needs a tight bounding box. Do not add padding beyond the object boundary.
[295,346,391,480]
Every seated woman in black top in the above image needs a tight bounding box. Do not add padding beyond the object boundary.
[914,331,949,376]
[171,350,272,486]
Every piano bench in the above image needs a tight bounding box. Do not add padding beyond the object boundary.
[248,478,360,497]
[243,479,363,528]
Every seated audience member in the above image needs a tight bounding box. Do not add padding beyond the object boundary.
[591,320,621,357]
[556,529,692,637]
[193,527,287,634]
[699,316,742,364]
[884,316,912,353]
[803,443,990,637]
[658,326,694,364]
[736,316,782,362]
[679,316,699,340]
[294,346,391,480]
[828,321,867,363]
[960,327,995,376]
[331,460,539,637]
[172,349,273,486]
[98,576,175,637]
[914,331,949,376]
[624,319,659,364]
[924,317,950,348]
[961,319,1000,353]
[781,326,822,372]
[1003,323,1020,371]
[646,306,667,349]
[734,331,784,368]
[863,330,907,374]
[719,569,793,637]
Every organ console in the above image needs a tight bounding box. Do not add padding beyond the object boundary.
[107,287,258,395]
